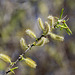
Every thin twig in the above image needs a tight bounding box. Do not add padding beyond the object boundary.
[6,44,33,74]
[6,34,45,74]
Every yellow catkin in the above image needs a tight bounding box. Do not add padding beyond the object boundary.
[20,38,28,50]
[26,29,36,39]
[38,18,44,31]
[45,21,51,34]
[24,58,37,68]
[47,15,54,29]
[36,37,49,46]
[49,32,64,41]
[0,54,11,63]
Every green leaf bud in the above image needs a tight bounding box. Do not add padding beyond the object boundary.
[10,67,18,74]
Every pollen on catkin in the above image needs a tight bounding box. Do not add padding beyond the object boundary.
[44,21,51,34]
[20,38,28,50]
[26,29,36,39]
[38,18,45,31]
[36,37,49,46]
[0,54,11,63]
[47,15,54,29]
[24,57,37,68]
[49,32,64,41]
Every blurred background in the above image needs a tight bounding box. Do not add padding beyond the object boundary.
[0,0,75,75]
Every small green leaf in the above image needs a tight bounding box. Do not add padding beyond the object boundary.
[10,67,18,74]
[60,28,63,31]
[57,25,68,29]
[63,22,72,35]
[60,8,64,19]
[11,67,18,71]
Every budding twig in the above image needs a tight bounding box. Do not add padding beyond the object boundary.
[5,11,72,74]
[6,34,45,74]
[6,44,33,74]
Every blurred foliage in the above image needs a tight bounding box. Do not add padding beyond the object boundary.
[2,9,26,43]
[0,0,75,75]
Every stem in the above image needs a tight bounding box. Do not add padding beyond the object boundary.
[6,35,45,74]
[6,44,33,74]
